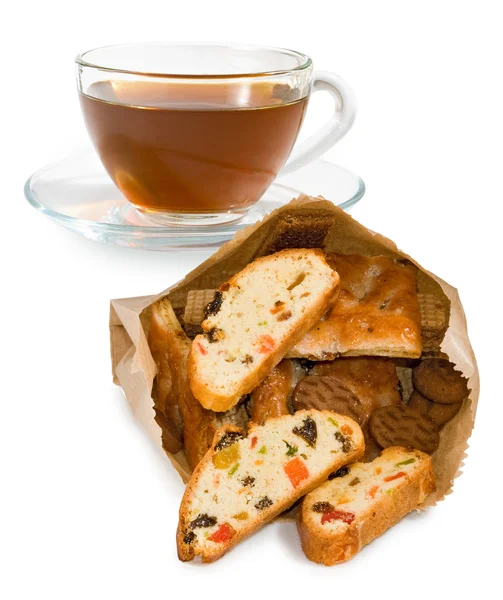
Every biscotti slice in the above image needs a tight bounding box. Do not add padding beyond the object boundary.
[188,249,340,412]
[298,447,435,565]
[177,410,364,562]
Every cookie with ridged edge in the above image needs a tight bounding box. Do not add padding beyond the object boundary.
[369,404,440,454]
[293,375,374,426]
[412,359,468,405]
[408,390,462,428]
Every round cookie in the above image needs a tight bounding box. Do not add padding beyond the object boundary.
[293,375,373,426]
[412,359,468,404]
[369,404,440,454]
[408,390,462,427]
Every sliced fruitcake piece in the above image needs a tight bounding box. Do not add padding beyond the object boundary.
[298,446,435,565]
[177,409,364,562]
[188,249,340,412]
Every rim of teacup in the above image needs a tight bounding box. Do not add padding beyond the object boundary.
[75,41,313,79]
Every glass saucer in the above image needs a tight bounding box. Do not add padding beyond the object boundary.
[24,152,365,251]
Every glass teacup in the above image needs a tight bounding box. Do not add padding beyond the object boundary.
[76,43,356,225]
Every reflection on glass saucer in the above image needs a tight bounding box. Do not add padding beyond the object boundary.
[24,153,365,251]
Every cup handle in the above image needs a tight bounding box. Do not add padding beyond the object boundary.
[279,71,357,175]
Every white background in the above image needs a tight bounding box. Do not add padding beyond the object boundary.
[2,1,502,598]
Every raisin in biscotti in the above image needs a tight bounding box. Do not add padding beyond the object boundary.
[298,447,435,566]
[177,410,364,562]
[188,249,340,412]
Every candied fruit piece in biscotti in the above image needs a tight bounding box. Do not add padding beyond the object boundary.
[176,410,364,563]
[188,249,340,412]
[297,447,435,566]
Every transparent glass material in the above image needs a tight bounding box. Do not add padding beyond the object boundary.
[76,42,312,81]
[76,43,314,224]
[24,153,365,251]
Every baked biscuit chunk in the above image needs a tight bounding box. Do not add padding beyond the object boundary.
[288,254,422,359]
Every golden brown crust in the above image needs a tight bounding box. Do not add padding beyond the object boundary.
[188,249,340,412]
[149,300,185,453]
[149,298,217,469]
[288,254,422,359]
[297,448,436,565]
[248,360,294,425]
[177,411,365,563]
[181,396,217,472]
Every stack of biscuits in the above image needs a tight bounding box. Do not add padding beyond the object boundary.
[146,209,469,564]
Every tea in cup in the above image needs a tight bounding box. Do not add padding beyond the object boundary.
[76,43,356,224]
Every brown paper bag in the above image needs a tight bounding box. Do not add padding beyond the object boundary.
[109,195,479,508]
